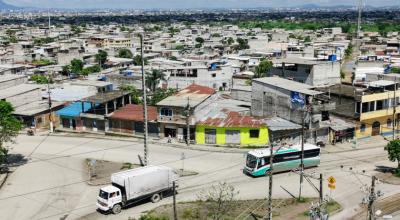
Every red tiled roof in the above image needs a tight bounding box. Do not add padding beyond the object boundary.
[198,110,265,128]
[176,84,215,96]
[109,104,158,121]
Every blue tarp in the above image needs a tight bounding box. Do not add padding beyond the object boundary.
[57,102,93,118]
[291,92,305,106]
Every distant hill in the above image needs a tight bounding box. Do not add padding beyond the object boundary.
[0,0,20,10]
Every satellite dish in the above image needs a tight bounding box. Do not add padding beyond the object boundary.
[375,210,382,216]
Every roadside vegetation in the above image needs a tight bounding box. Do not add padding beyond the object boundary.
[385,140,400,177]
[134,182,341,220]
[0,101,22,169]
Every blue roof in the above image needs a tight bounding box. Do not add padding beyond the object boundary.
[57,102,92,118]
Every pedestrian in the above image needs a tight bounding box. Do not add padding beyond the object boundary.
[168,134,172,143]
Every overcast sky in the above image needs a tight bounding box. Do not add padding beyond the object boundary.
[4,0,400,9]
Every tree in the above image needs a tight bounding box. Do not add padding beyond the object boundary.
[133,55,148,66]
[195,37,205,44]
[236,38,250,50]
[304,36,311,43]
[197,182,239,220]
[227,37,234,45]
[95,50,108,67]
[117,48,133,59]
[175,44,185,51]
[385,140,400,170]
[146,69,166,92]
[119,85,142,104]
[345,44,353,59]
[0,101,22,166]
[70,59,84,74]
[254,60,273,78]
[61,65,71,76]
[30,74,50,84]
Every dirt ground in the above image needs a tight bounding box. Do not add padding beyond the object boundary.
[376,172,400,185]
[85,159,140,186]
[85,159,198,186]
[143,198,341,220]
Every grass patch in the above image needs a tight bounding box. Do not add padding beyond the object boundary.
[325,200,342,214]
[297,197,311,203]
[135,198,342,220]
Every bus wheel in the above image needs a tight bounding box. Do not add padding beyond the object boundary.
[112,204,122,214]
[151,193,161,203]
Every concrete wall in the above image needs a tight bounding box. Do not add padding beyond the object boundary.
[231,89,252,102]
[196,125,269,146]
[269,62,341,86]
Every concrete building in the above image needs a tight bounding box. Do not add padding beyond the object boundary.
[269,58,341,87]
[107,104,159,137]
[251,77,336,144]
[318,80,400,139]
[156,84,216,141]
[165,64,233,91]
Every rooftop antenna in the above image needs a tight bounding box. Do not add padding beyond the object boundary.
[357,0,363,38]
[47,7,51,37]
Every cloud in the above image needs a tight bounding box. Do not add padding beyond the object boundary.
[4,0,400,9]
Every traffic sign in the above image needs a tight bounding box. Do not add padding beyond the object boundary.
[327,176,336,184]
[328,183,336,190]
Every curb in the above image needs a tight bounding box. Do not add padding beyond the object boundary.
[0,172,9,190]
[45,132,250,154]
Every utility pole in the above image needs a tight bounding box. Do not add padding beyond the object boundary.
[266,141,275,220]
[186,97,190,146]
[319,173,324,219]
[173,181,178,220]
[47,9,51,37]
[367,176,376,220]
[140,33,149,166]
[47,77,53,133]
[393,82,397,140]
[357,0,363,39]
[299,110,306,200]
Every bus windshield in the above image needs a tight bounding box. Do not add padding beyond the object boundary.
[246,154,258,169]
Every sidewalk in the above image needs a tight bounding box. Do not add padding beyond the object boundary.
[322,135,387,154]
[37,130,388,155]
[44,131,250,154]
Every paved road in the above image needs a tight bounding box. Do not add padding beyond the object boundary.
[0,134,398,220]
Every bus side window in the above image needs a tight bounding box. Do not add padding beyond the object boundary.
[260,158,265,167]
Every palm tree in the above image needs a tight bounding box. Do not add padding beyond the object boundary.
[146,69,166,92]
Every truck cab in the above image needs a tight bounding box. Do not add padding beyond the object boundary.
[96,185,122,213]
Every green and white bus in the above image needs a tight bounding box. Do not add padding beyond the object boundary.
[244,144,320,177]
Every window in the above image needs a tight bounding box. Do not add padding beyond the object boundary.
[387,119,393,128]
[249,130,260,138]
[376,100,383,110]
[212,73,216,78]
[360,123,366,132]
[160,108,173,117]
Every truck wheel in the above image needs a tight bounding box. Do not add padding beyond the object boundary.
[151,193,161,203]
[112,204,122,214]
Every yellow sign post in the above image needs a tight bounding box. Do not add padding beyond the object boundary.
[327,176,336,197]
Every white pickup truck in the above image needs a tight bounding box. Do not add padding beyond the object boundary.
[96,165,179,214]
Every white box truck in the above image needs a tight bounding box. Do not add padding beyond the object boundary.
[96,165,179,214]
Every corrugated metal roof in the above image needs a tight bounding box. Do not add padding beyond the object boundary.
[109,104,157,122]
[157,84,215,108]
[56,102,93,118]
[198,110,265,128]
[264,117,302,131]
[0,84,41,99]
